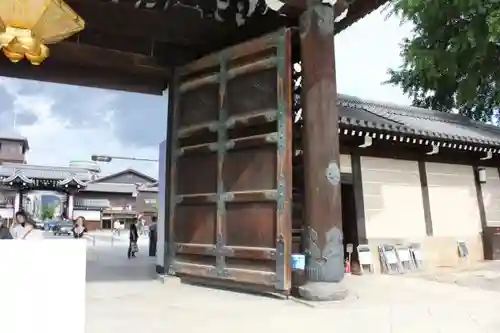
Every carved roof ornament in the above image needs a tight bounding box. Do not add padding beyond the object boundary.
[2,169,34,185]
[0,0,85,65]
[133,0,270,26]
[57,172,87,188]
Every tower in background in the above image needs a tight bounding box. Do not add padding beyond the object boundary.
[0,133,29,164]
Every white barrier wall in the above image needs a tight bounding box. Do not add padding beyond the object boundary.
[426,162,481,237]
[0,240,86,333]
[361,157,426,239]
[340,154,351,173]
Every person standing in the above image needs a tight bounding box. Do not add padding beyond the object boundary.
[72,216,87,239]
[0,217,12,239]
[128,222,139,259]
[10,211,28,239]
[113,219,121,236]
[148,216,157,257]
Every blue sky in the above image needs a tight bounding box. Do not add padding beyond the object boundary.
[0,7,412,179]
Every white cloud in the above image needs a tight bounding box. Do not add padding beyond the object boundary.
[0,80,161,179]
[336,7,413,105]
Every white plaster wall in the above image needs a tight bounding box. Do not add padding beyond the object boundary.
[426,162,481,237]
[480,167,500,227]
[340,154,351,173]
[361,157,426,239]
[73,210,101,222]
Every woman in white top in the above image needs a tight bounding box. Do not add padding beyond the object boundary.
[19,218,44,240]
[10,211,43,240]
[10,211,27,239]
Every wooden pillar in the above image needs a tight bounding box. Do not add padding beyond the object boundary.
[67,192,75,220]
[14,191,21,213]
[298,0,346,301]
[165,70,179,275]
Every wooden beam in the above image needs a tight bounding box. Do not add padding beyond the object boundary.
[49,42,170,76]
[418,161,433,236]
[0,57,167,94]
[351,154,367,243]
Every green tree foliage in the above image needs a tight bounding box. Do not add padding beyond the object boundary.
[41,205,55,220]
[387,0,500,121]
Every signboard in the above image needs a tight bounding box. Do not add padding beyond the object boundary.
[357,245,372,265]
[0,240,86,333]
[291,254,305,270]
[346,243,353,254]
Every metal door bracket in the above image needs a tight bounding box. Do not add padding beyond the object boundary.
[265,132,278,143]
[208,265,231,278]
[208,143,218,151]
[264,190,279,200]
[221,192,235,202]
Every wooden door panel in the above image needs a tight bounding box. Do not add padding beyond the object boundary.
[167,28,293,292]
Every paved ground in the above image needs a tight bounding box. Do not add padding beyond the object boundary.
[82,236,500,333]
[408,261,500,292]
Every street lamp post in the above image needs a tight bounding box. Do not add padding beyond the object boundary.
[91,155,158,163]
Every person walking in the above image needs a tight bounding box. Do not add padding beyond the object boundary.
[127,222,139,259]
[137,218,146,236]
[72,216,87,239]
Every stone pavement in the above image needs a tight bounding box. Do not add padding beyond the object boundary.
[85,245,500,333]
[409,261,500,293]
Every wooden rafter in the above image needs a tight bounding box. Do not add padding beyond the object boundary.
[52,42,169,75]
[0,56,167,94]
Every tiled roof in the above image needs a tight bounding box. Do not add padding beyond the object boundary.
[0,163,159,194]
[83,182,137,193]
[83,182,158,194]
[0,163,91,180]
[338,95,500,146]
[90,168,157,184]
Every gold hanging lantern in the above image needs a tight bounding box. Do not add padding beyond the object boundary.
[0,0,85,65]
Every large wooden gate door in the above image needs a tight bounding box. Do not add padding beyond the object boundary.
[167,29,293,292]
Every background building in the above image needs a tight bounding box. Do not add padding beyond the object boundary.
[0,134,158,229]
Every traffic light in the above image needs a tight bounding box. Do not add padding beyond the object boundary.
[91,155,112,162]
